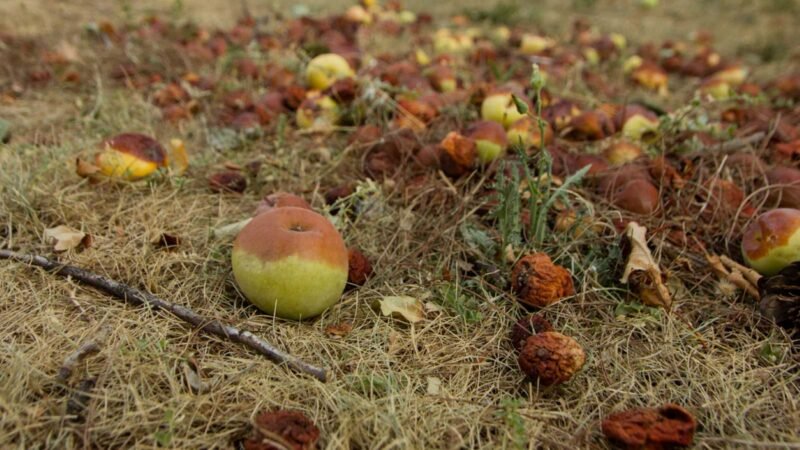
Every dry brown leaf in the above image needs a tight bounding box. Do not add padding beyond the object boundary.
[169,138,189,175]
[75,157,101,180]
[324,322,353,338]
[378,296,425,323]
[621,222,672,309]
[56,40,81,63]
[426,376,442,395]
[44,225,88,252]
[181,361,207,393]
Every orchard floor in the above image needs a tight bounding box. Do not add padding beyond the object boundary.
[1,0,799,449]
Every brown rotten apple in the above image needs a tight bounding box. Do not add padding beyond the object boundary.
[742,208,800,276]
[232,207,349,320]
[518,331,585,386]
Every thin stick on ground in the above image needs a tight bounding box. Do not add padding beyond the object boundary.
[0,249,327,382]
[57,326,110,382]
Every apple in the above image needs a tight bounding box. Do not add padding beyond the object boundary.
[631,62,668,96]
[742,208,800,276]
[711,65,749,86]
[464,120,508,164]
[481,93,528,129]
[507,116,554,150]
[699,78,732,100]
[519,34,555,55]
[621,113,660,142]
[231,207,349,320]
[94,133,168,181]
[604,141,643,166]
[305,53,355,91]
[296,93,340,130]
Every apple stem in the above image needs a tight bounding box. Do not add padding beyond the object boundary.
[0,249,328,382]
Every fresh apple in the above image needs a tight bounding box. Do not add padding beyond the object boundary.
[465,120,508,164]
[742,208,800,276]
[231,207,349,320]
[305,53,355,91]
[94,133,168,181]
[481,93,528,129]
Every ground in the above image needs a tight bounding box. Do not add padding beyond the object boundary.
[1,0,799,449]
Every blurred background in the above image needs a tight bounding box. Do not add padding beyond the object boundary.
[2,0,798,77]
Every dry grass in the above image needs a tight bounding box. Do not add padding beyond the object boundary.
[2,0,800,449]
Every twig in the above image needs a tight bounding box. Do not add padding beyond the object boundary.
[57,326,110,382]
[716,131,766,153]
[0,249,327,382]
[719,255,762,286]
[706,254,760,300]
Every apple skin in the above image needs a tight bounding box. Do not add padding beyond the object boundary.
[621,114,659,142]
[742,208,800,276]
[481,93,527,129]
[465,120,508,164]
[231,207,348,320]
[305,53,355,91]
[95,133,167,181]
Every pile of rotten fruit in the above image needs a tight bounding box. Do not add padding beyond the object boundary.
[9,0,800,448]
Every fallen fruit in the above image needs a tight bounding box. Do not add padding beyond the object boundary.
[231,207,349,320]
[518,331,585,386]
[481,92,527,129]
[347,247,373,286]
[305,53,355,90]
[94,133,167,181]
[602,404,696,450]
[464,120,508,164]
[208,170,247,193]
[742,208,800,276]
[244,409,320,450]
[296,93,340,130]
[511,253,575,308]
[510,313,554,352]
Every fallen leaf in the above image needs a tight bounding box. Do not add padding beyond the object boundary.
[325,322,353,338]
[44,225,89,252]
[151,233,180,249]
[621,222,671,309]
[378,296,425,323]
[169,139,189,175]
[56,40,81,63]
[181,361,207,393]
[426,376,442,395]
[75,157,100,180]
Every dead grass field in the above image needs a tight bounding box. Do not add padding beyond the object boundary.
[1,0,800,449]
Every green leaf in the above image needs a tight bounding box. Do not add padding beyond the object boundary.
[460,222,497,257]
[0,119,10,143]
